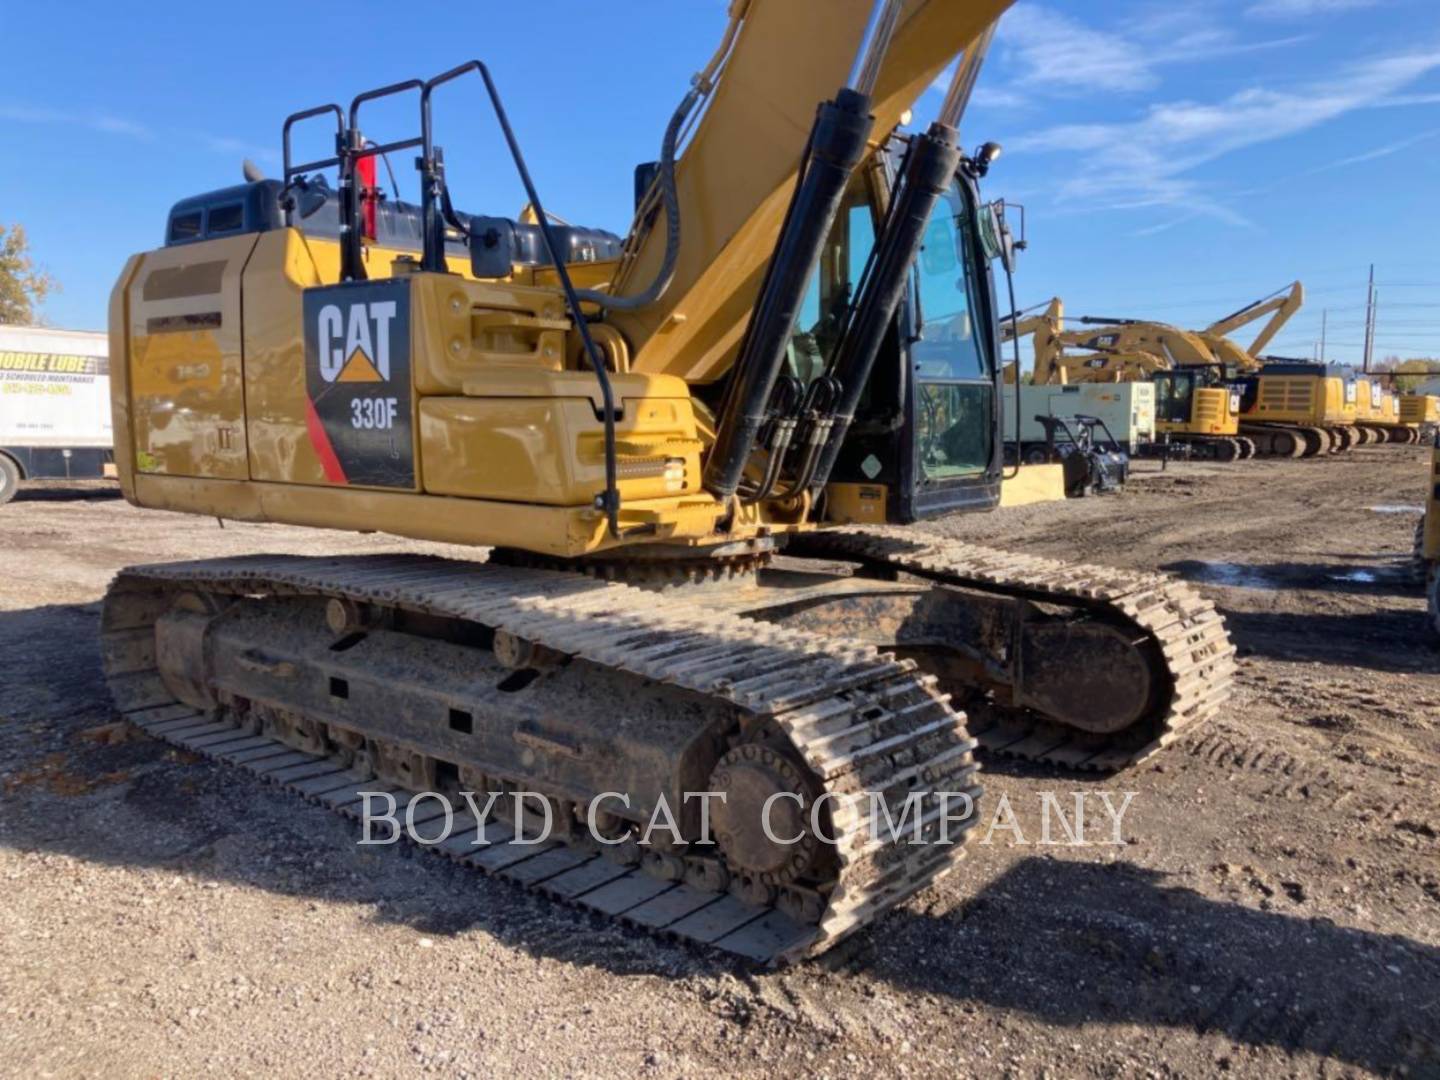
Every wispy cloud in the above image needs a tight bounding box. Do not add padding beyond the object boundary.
[998,5,1160,93]
[0,103,153,139]
[971,85,1030,110]
[1007,45,1440,228]
[1308,126,1440,171]
[1231,125,1440,197]
[940,4,1309,113]
[0,102,277,164]
[1245,0,1380,18]
[1371,91,1440,107]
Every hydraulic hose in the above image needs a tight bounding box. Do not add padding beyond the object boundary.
[571,85,694,311]
[571,2,746,311]
[806,123,962,495]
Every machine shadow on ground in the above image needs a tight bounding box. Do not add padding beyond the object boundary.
[1219,609,1437,673]
[11,482,123,503]
[860,859,1439,1077]
[1163,558,1420,598]
[2,601,1436,1077]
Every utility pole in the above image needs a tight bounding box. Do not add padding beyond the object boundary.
[1362,262,1376,373]
[1320,309,1327,363]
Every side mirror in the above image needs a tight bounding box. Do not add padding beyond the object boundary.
[469,216,518,279]
[978,202,1018,274]
[283,175,333,220]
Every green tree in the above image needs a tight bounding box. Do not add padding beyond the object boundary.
[0,224,58,325]
[1384,356,1440,392]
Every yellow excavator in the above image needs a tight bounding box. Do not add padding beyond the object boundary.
[1007,304,1251,461]
[102,0,1235,962]
[1355,375,1422,444]
[1199,281,1303,371]
[1196,283,1361,455]
[1071,297,1354,457]
[1402,392,1440,440]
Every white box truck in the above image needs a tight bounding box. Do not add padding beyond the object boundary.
[0,324,113,504]
[1002,381,1155,462]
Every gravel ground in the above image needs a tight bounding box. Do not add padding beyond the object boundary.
[1,446,1437,1079]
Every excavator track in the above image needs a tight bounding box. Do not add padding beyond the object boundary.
[786,527,1236,770]
[1239,424,1342,458]
[100,554,981,965]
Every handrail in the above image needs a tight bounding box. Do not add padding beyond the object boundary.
[277,65,624,537]
[280,104,344,225]
[419,62,621,538]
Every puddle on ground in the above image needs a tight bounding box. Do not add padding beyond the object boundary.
[1191,561,1400,590]
[1192,562,1281,589]
[1367,505,1423,514]
[1328,569,1379,583]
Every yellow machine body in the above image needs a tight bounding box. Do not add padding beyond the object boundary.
[1247,370,1352,427]
[108,0,1011,560]
[110,234,788,557]
[1152,384,1240,439]
[1402,394,1440,426]
[1004,306,1241,440]
[1356,378,1395,423]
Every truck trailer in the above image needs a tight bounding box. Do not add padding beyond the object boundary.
[0,324,113,504]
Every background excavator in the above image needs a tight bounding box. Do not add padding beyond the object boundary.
[102,0,1234,963]
[1402,391,1440,439]
[1003,301,1249,461]
[1073,288,1359,458]
[1355,375,1422,444]
[1195,282,1369,455]
[1198,281,1303,372]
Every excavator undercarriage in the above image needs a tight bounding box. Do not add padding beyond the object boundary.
[103,521,1232,962]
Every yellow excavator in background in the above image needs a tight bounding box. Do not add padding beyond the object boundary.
[1022,313,1251,460]
[1070,286,1355,458]
[1195,283,1359,455]
[1199,281,1303,371]
[999,296,1065,383]
[1402,392,1440,440]
[1355,375,1421,444]
[1210,282,1416,445]
[101,0,1235,962]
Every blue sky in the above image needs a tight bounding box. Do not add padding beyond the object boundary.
[2,0,1438,365]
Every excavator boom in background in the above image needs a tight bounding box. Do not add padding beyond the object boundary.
[101,0,1234,963]
[1058,286,1365,459]
[1204,281,1304,359]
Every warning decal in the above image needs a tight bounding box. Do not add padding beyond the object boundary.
[302,279,414,489]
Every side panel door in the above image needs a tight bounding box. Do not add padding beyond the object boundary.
[125,235,257,479]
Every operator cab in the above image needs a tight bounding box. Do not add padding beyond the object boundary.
[793,152,1005,523]
[1153,365,1235,425]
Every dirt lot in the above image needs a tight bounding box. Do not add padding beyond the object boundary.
[1,446,1436,1079]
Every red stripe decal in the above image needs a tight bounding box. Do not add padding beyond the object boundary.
[304,397,348,485]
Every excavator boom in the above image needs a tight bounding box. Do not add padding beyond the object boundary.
[1205,281,1304,358]
[606,0,1011,383]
